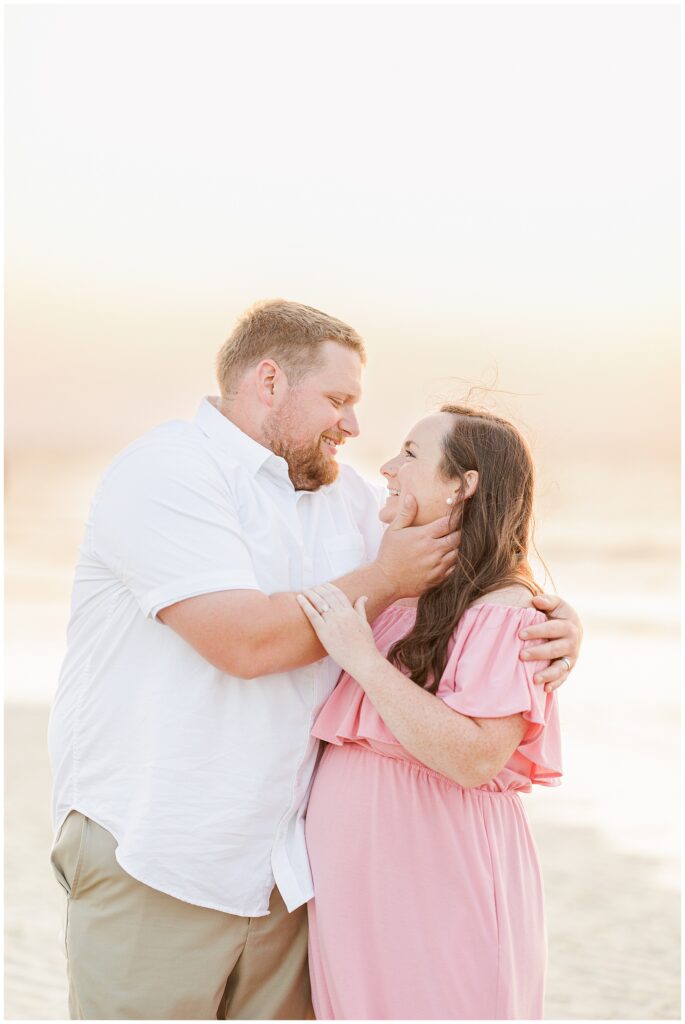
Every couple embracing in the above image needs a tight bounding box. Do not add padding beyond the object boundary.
[49,299,581,1020]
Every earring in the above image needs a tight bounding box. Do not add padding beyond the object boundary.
[446,497,455,506]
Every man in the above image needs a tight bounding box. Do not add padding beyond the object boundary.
[48,299,581,1019]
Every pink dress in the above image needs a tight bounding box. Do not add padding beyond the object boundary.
[305,603,562,1020]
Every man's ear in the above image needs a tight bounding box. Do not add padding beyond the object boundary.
[254,359,281,406]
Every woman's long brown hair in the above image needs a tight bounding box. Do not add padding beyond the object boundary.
[388,404,542,692]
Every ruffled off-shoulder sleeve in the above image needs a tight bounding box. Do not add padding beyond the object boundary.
[437,604,562,786]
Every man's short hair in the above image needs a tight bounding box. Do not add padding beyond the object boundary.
[216,299,366,395]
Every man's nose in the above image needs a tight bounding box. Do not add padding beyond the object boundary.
[340,408,360,438]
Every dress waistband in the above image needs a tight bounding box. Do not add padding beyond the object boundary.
[328,739,523,797]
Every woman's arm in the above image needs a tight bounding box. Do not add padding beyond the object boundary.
[297,583,525,788]
[347,653,525,787]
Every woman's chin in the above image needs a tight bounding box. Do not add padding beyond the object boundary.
[379,499,398,524]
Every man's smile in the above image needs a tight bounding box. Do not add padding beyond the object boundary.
[321,434,345,454]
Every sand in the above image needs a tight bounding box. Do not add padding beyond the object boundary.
[4,704,680,1021]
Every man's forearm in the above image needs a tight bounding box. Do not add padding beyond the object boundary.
[251,562,399,677]
[160,561,400,679]
[161,505,460,677]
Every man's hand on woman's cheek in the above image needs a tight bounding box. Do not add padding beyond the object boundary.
[375,494,461,597]
[518,594,583,693]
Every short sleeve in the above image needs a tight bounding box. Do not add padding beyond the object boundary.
[91,441,260,619]
[438,604,562,785]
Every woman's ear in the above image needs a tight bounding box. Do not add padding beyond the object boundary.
[463,470,479,499]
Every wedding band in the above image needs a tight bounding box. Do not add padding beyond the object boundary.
[561,657,571,673]
[320,604,330,613]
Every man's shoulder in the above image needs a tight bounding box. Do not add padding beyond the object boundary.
[103,420,200,470]
[101,419,238,490]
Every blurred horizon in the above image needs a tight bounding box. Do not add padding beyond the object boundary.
[5,4,680,463]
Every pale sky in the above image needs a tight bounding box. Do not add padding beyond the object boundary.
[5,3,680,461]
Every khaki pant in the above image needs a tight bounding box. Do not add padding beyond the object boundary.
[50,812,313,1020]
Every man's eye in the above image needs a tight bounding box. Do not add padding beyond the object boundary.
[329,398,343,408]
[404,449,415,458]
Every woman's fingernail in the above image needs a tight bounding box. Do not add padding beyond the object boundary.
[520,630,529,639]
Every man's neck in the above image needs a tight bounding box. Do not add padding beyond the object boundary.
[210,396,269,451]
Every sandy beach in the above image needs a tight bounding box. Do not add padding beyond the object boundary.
[4,703,680,1021]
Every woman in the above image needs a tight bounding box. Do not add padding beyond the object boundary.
[296,404,562,1020]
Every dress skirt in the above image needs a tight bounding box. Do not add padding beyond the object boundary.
[305,741,547,1020]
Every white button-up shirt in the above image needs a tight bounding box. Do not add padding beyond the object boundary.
[48,398,384,915]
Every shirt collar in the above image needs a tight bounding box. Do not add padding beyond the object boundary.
[194,397,294,486]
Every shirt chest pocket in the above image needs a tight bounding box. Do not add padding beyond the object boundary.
[322,534,366,580]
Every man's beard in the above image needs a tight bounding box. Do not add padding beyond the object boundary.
[263,407,340,491]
